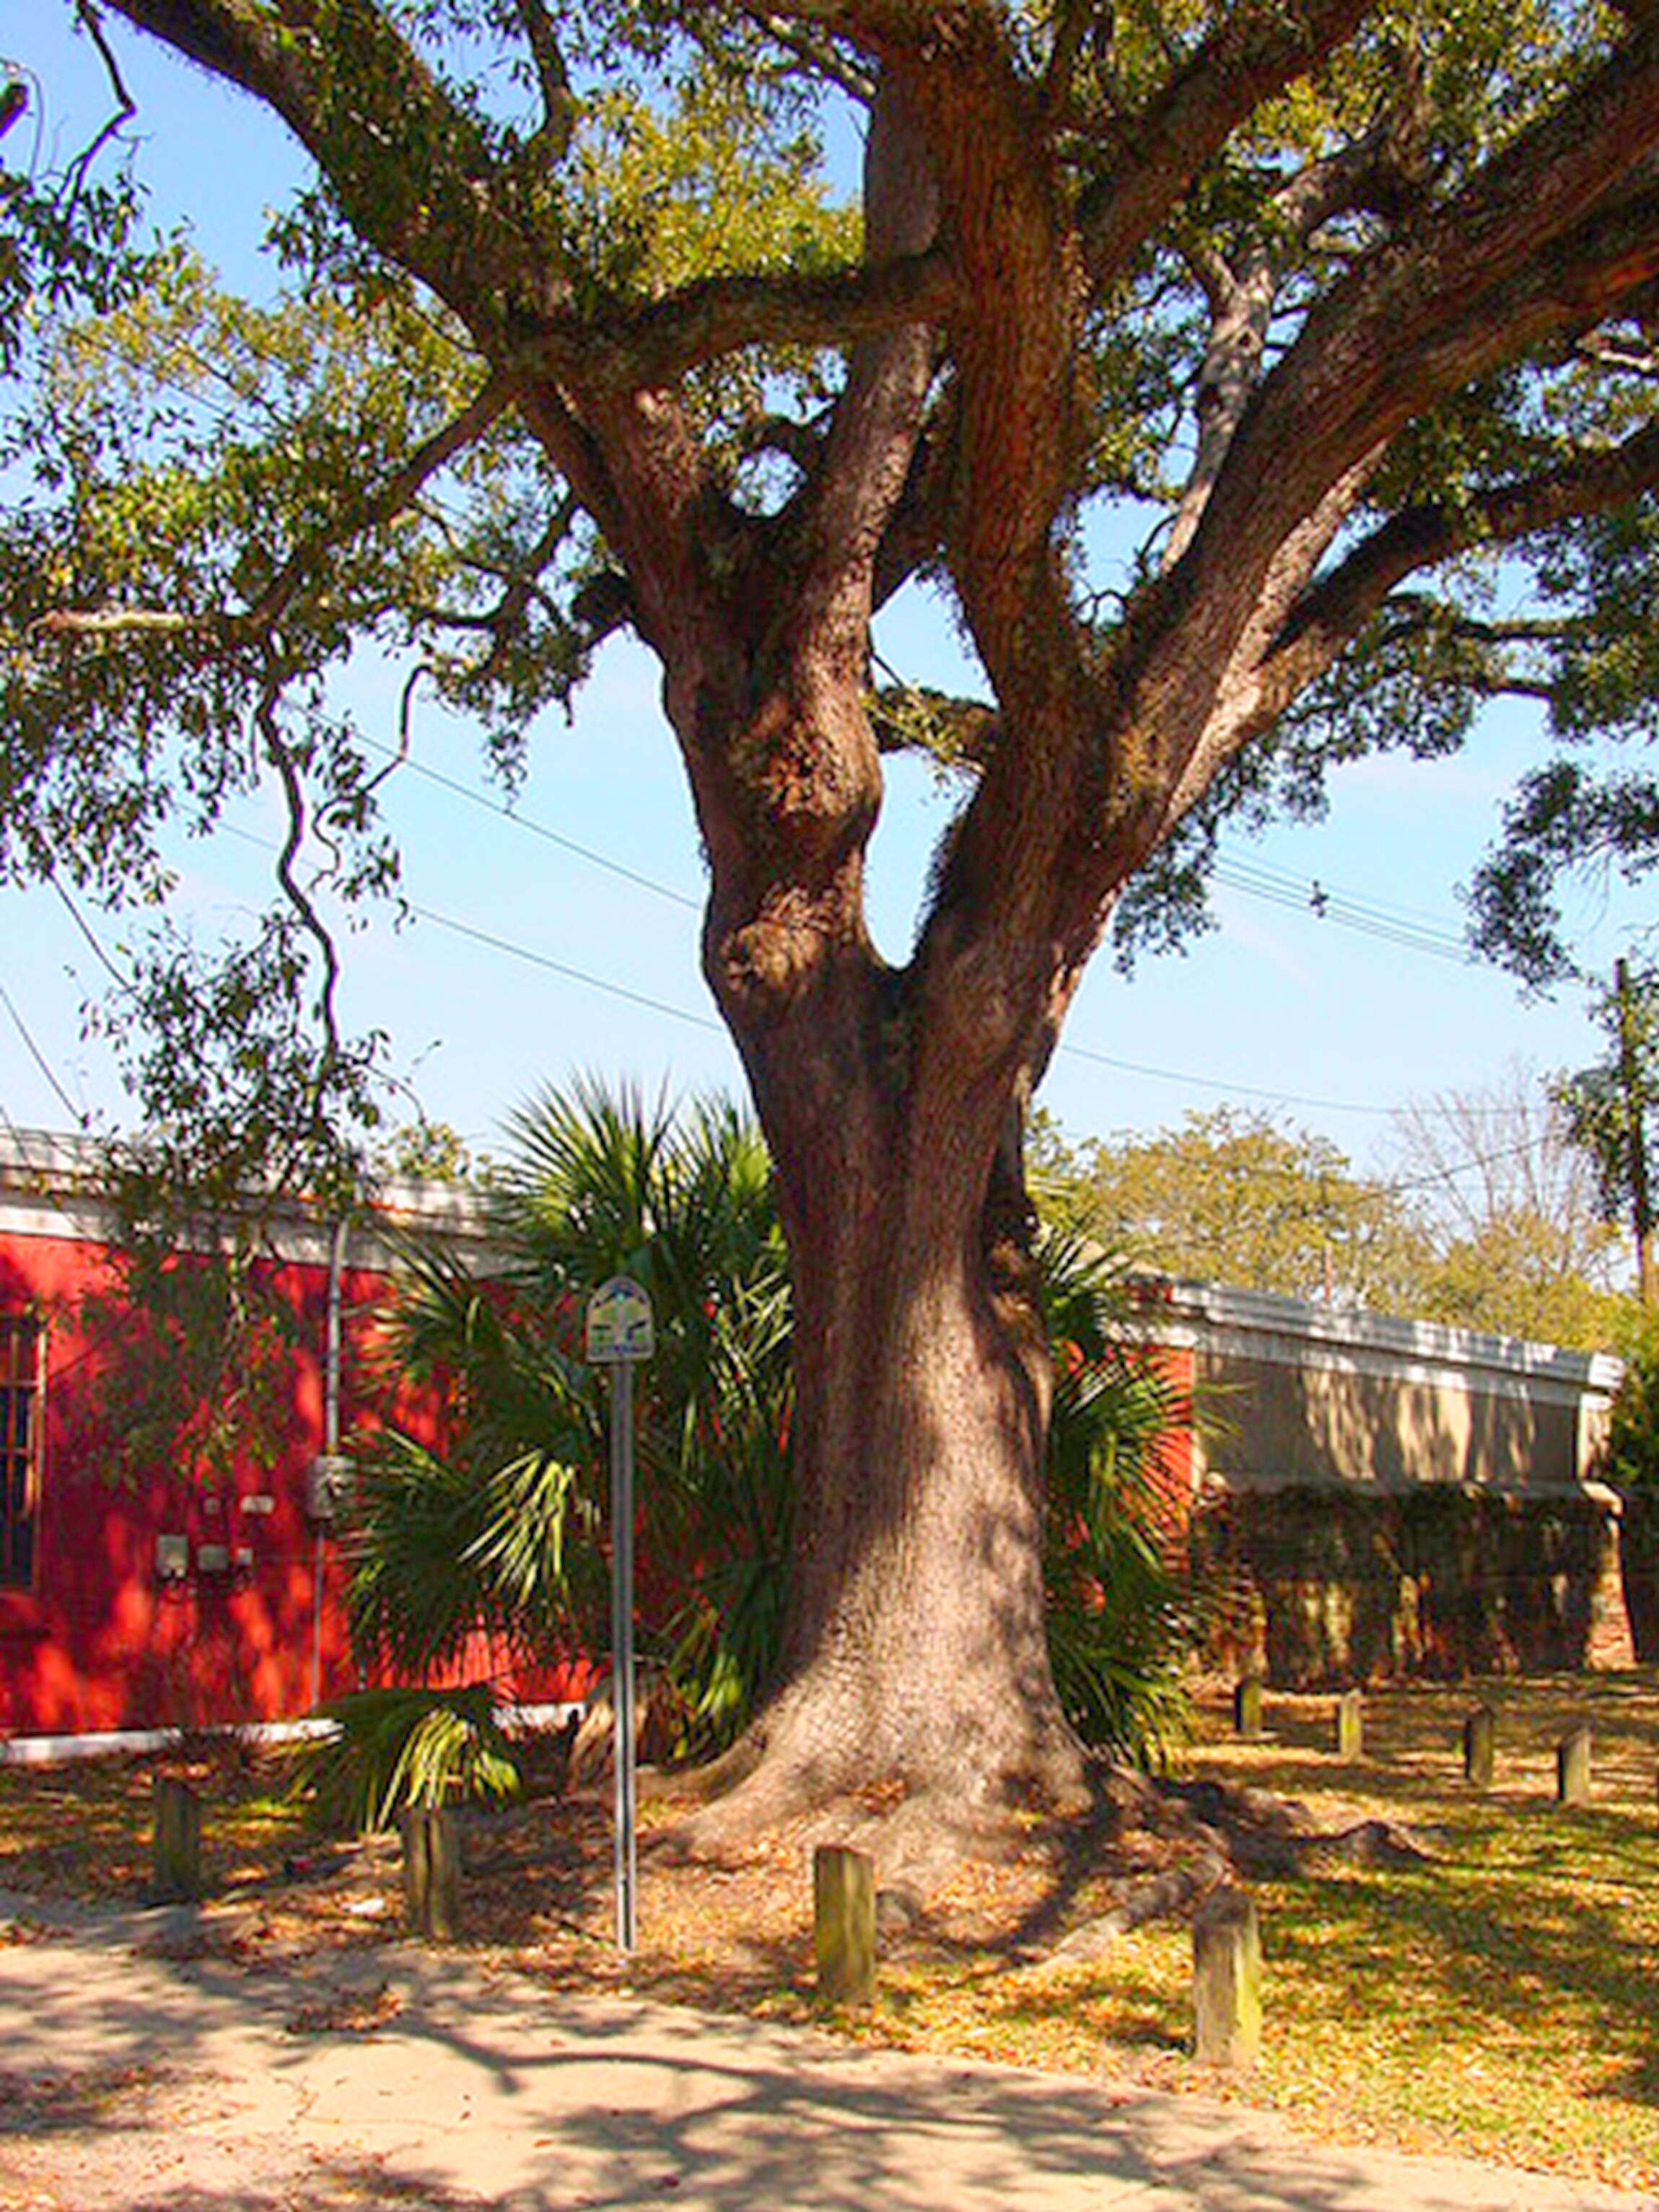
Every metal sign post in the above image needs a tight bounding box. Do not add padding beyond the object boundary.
[585,1275,654,1957]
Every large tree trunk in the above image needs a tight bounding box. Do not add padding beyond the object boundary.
[692,1107,1088,1862]
[677,648,1090,1853]
[760,1092,1083,1820]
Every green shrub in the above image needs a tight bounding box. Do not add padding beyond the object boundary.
[294,1684,522,1835]
[1609,1313,1659,1495]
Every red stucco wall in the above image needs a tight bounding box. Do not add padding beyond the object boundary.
[0,1226,368,1734]
[0,1217,592,1738]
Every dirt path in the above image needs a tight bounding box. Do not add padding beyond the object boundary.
[0,1892,1651,2212]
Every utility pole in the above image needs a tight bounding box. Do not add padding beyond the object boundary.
[1615,957,1654,1306]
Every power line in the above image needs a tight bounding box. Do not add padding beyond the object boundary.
[406,903,722,1032]
[1212,856,1473,965]
[58,823,1568,1205]
[211,814,1521,1125]
[346,724,701,915]
[0,980,87,1128]
[216,820,722,1035]
[48,872,130,988]
[1057,1040,1406,1118]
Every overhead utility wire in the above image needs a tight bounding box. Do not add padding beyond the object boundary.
[407,904,722,1032]
[214,820,1565,1206]
[48,872,131,988]
[1059,1040,1406,1118]
[216,820,722,1035]
[215,795,1497,1122]
[347,725,701,914]
[338,714,1471,965]
[0,980,87,1128]
[1211,858,1473,965]
[158,823,1575,1204]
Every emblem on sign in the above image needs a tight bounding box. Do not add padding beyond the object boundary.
[585,1275,655,1363]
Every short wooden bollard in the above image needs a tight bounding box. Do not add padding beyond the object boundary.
[1334,1689,1363,1761]
[152,1776,202,1902]
[813,1843,876,2007]
[1191,1886,1261,2071]
[1462,1703,1496,1788]
[402,1807,462,1939]
[1556,1723,1592,1807]
[1233,1675,1264,1741]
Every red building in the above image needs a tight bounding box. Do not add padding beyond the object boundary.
[0,1125,526,1744]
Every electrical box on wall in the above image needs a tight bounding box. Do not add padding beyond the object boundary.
[156,1534,188,1582]
[307,1454,355,1522]
[196,1542,231,1576]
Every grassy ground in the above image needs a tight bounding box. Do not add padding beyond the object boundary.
[1,1674,1655,2190]
[862,1674,1659,2190]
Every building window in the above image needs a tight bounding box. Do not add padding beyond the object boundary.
[0,1317,41,1589]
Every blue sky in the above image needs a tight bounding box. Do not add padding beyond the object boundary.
[1,8,1645,1180]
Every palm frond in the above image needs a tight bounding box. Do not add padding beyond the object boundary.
[294,1684,522,1833]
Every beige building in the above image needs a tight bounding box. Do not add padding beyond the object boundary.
[1150,1282,1630,1685]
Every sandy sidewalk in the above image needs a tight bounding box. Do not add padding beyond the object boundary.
[0,1892,1650,2212]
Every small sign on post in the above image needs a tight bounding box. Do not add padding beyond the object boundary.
[585,1276,655,1365]
[585,1275,654,1958]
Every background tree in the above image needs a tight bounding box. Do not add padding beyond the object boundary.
[1389,1061,1634,1345]
[1037,1073,1633,1348]
[10,1,1659,1842]
[1033,1105,1430,1309]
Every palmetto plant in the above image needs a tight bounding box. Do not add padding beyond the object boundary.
[330,1078,1196,1825]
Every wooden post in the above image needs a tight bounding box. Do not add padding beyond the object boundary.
[152,1776,202,1902]
[1191,1887,1261,2070]
[402,1807,462,1939]
[813,1844,876,2007]
[1334,1689,1363,1760]
[1556,1723,1592,1807]
[1232,1675,1264,1740]
[1462,1703,1496,1788]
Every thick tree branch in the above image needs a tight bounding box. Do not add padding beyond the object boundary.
[556,247,955,393]
[737,8,878,102]
[107,0,556,340]
[1164,246,1276,568]
[793,77,939,670]
[512,0,577,155]
[1261,418,1659,707]
[1200,30,1659,574]
[1079,0,1373,289]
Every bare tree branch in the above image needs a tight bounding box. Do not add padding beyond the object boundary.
[66,0,137,203]
[253,664,346,1135]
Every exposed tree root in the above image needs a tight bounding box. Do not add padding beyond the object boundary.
[660,1673,1091,1890]
[631,1737,1432,1961]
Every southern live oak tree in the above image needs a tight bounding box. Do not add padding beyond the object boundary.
[12,0,1659,1845]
